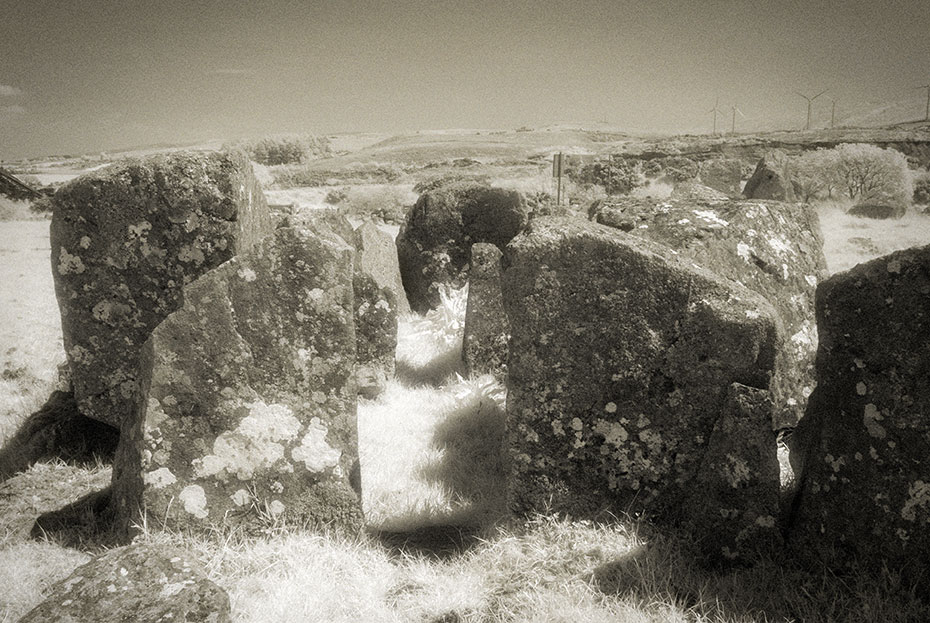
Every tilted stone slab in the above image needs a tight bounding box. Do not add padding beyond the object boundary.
[111,226,362,536]
[593,197,826,429]
[50,150,272,427]
[503,217,779,524]
[743,156,794,201]
[788,244,930,579]
[355,220,410,315]
[19,542,230,623]
[463,243,509,378]
[681,383,782,564]
[397,181,528,313]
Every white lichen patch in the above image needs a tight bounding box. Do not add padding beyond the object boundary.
[736,242,752,262]
[269,500,286,515]
[887,259,902,274]
[693,209,729,227]
[604,402,617,414]
[856,382,867,396]
[291,417,342,472]
[231,489,250,506]
[238,267,257,282]
[193,401,301,480]
[143,467,177,489]
[57,248,86,275]
[862,403,886,439]
[723,453,752,487]
[177,244,205,265]
[594,419,628,446]
[179,485,208,519]
[754,515,776,528]
[825,454,846,473]
[790,323,817,349]
[901,480,930,522]
[768,237,792,255]
[805,275,818,287]
[79,235,91,249]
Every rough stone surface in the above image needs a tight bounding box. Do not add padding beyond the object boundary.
[111,226,362,537]
[463,243,509,378]
[788,244,930,579]
[743,157,795,201]
[592,197,827,429]
[18,542,230,623]
[681,383,782,565]
[847,203,906,219]
[397,182,528,313]
[354,220,410,315]
[503,217,779,524]
[353,271,397,399]
[669,182,730,205]
[50,150,272,427]
[697,158,744,197]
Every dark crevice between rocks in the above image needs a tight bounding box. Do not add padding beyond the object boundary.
[373,524,484,561]
[0,390,119,483]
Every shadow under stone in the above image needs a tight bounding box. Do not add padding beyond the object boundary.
[31,486,123,550]
[394,344,465,388]
[373,524,484,560]
[0,390,119,482]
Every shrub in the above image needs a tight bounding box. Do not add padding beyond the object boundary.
[913,171,930,205]
[659,156,699,182]
[324,189,348,205]
[230,135,331,166]
[791,149,840,202]
[832,143,912,206]
[567,158,641,195]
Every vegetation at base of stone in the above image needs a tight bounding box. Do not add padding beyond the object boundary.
[227,134,331,165]
[0,196,46,221]
[325,184,416,224]
[790,143,914,207]
[913,170,930,205]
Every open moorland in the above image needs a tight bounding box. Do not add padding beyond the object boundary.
[1,124,930,622]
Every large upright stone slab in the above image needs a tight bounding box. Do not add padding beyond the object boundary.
[463,243,509,378]
[789,244,930,579]
[593,197,826,429]
[397,181,528,313]
[51,150,272,427]
[355,220,410,315]
[503,217,779,525]
[743,156,794,201]
[111,226,362,536]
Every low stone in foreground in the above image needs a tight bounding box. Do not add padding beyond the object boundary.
[503,218,779,542]
[789,244,930,579]
[18,542,230,623]
[111,226,362,537]
[51,150,272,427]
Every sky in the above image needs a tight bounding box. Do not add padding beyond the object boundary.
[1,0,928,160]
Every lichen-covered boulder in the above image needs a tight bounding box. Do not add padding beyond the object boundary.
[591,197,826,429]
[697,158,743,196]
[355,220,410,315]
[743,156,794,201]
[503,217,779,525]
[463,243,509,378]
[50,150,272,427]
[110,226,362,537]
[18,542,229,623]
[397,182,528,313]
[681,383,782,564]
[669,181,730,205]
[788,244,930,579]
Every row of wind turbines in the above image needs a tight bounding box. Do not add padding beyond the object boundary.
[708,84,930,135]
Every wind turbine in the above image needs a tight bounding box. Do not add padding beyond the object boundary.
[795,89,828,130]
[730,104,745,133]
[916,84,930,121]
[709,98,724,135]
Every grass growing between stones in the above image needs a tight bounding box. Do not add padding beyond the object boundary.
[1,218,930,622]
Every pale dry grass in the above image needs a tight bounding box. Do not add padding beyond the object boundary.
[817,201,930,274]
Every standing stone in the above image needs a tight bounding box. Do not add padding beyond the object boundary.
[50,150,272,427]
[503,217,779,524]
[698,158,744,197]
[463,243,509,378]
[681,383,782,564]
[789,244,930,580]
[18,542,230,623]
[111,226,362,537]
[353,271,397,399]
[397,181,528,313]
[591,197,826,429]
[354,220,410,315]
[743,156,795,201]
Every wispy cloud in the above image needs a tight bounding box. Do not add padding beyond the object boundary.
[0,84,24,97]
[0,104,26,119]
[207,68,256,76]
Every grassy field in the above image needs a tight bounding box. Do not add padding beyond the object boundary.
[1,198,929,621]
